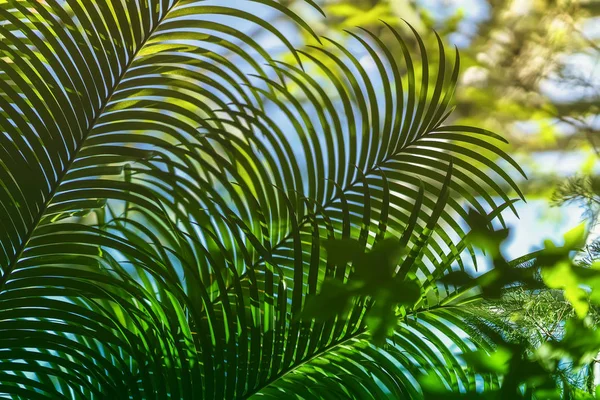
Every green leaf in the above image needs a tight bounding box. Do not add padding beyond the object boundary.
[302,279,359,321]
[323,238,363,265]
[461,348,511,375]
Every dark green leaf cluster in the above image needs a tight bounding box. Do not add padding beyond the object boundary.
[429,211,600,399]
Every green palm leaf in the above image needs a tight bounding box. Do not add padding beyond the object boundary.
[0,1,524,398]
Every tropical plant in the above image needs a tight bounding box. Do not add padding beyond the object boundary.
[0,0,526,398]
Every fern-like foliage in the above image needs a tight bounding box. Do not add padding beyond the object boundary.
[0,1,525,398]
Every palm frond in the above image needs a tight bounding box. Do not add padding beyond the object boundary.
[253,308,501,399]
[0,1,524,398]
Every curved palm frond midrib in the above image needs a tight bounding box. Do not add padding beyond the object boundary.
[0,1,181,286]
[244,321,366,398]
[212,134,460,300]
[244,295,480,399]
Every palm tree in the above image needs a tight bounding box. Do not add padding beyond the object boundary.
[0,1,525,398]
